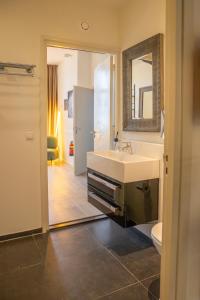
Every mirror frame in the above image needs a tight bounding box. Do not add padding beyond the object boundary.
[123,34,163,132]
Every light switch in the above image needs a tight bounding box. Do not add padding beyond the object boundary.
[25,130,34,141]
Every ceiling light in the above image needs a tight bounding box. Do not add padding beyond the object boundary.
[81,21,90,31]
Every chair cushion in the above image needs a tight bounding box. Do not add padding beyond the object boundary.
[47,148,59,161]
[47,136,58,149]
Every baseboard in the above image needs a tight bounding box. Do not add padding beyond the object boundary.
[49,215,107,231]
[0,228,42,242]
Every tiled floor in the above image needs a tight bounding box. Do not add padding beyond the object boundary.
[48,164,102,225]
[0,219,160,300]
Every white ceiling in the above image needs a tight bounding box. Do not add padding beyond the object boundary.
[47,47,77,65]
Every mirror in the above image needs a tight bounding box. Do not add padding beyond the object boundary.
[123,34,163,132]
[131,54,153,119]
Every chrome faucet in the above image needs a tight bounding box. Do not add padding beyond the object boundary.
[118,141,133,154]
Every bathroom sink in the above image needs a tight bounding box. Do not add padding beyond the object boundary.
[87,150,160,183]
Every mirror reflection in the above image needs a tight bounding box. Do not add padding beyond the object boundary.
[131,53,153,119]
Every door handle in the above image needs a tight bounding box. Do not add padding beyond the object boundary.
[163,154,169,175]
[74,127,80,134]
[163,154,168,162]
[90,130,96,138]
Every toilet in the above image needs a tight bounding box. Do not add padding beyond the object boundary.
[151,222,162,255]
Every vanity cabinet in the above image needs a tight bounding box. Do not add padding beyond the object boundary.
[88,168,159,227]
[125,180,158,225]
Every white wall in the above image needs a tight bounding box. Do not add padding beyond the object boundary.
[77,51,108,89]
[60,53,78,165]
[54,50,108,165]
[58,51,110,164]
[0,0,119,236]
[57,54,78,162]
[77,51,92,89]
[119,0,166,144]
[91,53,109,80]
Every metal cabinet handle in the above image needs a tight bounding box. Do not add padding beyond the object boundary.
[136,184,149,192]
[136,185,143,191]
[88,173,119,191]
[88,192,119,214]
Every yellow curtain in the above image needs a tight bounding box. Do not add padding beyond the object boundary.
[47,65,58,136]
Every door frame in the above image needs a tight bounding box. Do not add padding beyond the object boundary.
[160,0,183,299]
[40,37,120,232]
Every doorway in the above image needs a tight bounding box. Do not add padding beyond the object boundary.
[46,46,116,226]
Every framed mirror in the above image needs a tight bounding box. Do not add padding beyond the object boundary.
[123,34,163,132]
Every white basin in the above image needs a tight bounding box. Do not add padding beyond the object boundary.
[87,150,160,183]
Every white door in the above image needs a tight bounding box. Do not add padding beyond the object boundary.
[94,56,114,151]
[73,86,94,175]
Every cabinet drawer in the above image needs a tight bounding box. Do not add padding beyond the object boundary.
[88,172,120,202]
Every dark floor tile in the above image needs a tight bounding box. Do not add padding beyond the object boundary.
[87,219,131,248]
[0,245,137,300]
[0,236,41,276]
[111,245,160,281]
[87,219,160,281]
[0,264,65,300]
[98,283,157,300]
[56,247,137,300]
[87,219,153,255]
[34,225,102,263]
[125,227,153,249]
[0,220,160,300]
[87,220,140,258]
[142,275,160,300]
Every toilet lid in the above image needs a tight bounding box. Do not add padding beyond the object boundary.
[151,222,162,244]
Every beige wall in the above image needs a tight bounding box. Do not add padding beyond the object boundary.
[176,0,200,298]
[119,0,166,144]
[0,0,119,236]
[0,0,166,236]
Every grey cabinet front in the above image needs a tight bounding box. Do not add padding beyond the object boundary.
[125,180,159,225]
[87,168,159,227]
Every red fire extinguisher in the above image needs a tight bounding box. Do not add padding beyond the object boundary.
[69,141,74,156]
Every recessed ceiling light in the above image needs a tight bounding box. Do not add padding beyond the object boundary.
[81,21,90,31]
